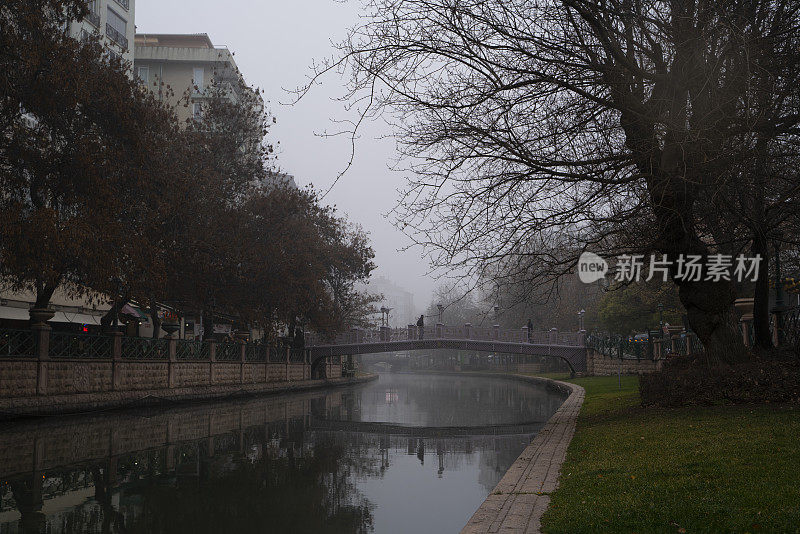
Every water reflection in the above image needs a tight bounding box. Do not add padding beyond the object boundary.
[0,373,564,534]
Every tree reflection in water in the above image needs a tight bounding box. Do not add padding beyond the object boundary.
[0,374,564,533]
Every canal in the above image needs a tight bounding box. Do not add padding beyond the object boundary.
[0,373,565,533]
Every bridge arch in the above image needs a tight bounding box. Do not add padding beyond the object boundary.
[308,338,586,378]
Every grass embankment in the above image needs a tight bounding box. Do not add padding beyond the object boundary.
[535,374,800,533]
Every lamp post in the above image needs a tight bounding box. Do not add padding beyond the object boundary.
[493,305,500,323]
[437,304,444,324]
[578,309,585,331]
[657,303,664,338]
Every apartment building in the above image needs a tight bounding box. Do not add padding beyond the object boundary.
[134,33,245,124]
[69,0,136,63]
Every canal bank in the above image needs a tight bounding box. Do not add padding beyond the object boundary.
[397,370,585,533]
[0,374,377,419]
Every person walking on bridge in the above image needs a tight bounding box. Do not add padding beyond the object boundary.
[417,315,425,340]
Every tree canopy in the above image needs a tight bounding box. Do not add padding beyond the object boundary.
[308,0,800,364]
[0,2,376,338]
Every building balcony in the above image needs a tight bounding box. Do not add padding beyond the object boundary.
[113,0,129,10]
[86,11,100,28]
[106,24,128,49]
[191,82,239,104]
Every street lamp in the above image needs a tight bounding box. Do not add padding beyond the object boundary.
[380,306,388,327]
[493,305,500,323]
[657,303,664,338]
[437,303,444,324]
[578,309,585,331]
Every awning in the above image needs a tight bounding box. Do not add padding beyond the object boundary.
[121,303,149,320]
[52,312,103,325]
[0,307,31,321]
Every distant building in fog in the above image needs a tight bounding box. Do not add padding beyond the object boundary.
[364,276,415,328]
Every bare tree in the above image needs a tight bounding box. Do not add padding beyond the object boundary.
[303,0,800,365]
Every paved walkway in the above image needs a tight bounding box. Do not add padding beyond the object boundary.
[462,379,585,533]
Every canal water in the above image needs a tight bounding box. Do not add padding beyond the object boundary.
[0,373,565,534]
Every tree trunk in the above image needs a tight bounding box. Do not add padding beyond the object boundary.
[202,309,213,341]
[148,300,161,339]
[752,235,772,349]
[676,276,748,365]
[101,291,129,333]
[33,279,58,309]
[647,146,748,365]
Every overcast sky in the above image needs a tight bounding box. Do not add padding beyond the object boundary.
[135,0,437,311]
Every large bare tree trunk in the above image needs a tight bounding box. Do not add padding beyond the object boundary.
[676,278,747,365]
[752,235,773,349]
[650,146,748,365]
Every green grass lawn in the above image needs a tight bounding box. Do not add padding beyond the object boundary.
[536,375,800,533]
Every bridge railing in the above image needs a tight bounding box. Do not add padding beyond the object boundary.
[306,324,586,347]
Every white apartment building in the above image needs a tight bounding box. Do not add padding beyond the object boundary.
[69,0,136,64]
[134,33,244,124]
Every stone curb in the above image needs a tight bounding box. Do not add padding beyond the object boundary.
[0,374,378,420]
[462,375,585,534]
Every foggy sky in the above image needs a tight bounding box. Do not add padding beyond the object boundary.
[135,0,437,311]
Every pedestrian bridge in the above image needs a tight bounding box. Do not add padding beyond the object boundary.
[307,324,587,377]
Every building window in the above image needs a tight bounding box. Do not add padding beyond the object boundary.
[137,66,150,84]
[86,0,101,27]
[193,67,205,90]
[106,7,128,48]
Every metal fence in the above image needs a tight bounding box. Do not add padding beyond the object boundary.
[245,342,267,362]
[586,332,703,360]
[215,341,241,362]
[0,329,37,358]
[50,331,113,359]
[268,346,285,363]
[289,348,305,363]
[121,337,168,360]
[175,340,210,361]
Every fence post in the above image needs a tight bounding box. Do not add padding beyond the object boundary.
[436,323,443,339]
[209,340,216,386]
[240,342,246,385]
[168,337,177,388]
[380,326,391,342]
[493,324,500,341]
[548,327,559,345]
[408,324,415,340]
[33,323,50,396]
[111,331,123,391]
[521,326,529,343]
[465,323,472,339]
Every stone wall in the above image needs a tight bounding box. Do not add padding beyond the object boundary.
[0,361,37,397]
[0,356,345,400]
[47,361,113,395]
[586,348,662,375]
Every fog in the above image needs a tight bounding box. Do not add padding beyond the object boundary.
[135,0,437,311]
